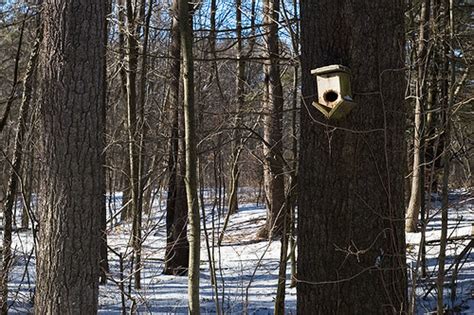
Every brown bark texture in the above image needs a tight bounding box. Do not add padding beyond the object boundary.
[35,0,106,313]
[260,0,285,240]
[99,0,112,285]
[298,0,408,313]
[164,0,189,275]
[227,0,245,216]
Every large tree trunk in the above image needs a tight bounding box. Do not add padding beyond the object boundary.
[259,0,285,240]
[35,0,106,313]
[164,0,189,275]
[298,1,407,313]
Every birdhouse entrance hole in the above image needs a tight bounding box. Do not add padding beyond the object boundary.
[323,90,338,103]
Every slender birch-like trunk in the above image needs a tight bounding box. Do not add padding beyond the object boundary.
[178,0,200,312]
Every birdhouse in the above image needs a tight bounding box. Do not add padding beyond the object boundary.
[311,65,356,120]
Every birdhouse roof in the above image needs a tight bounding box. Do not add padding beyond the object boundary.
[311,65,351,75]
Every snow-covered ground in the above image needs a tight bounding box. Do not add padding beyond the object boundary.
[406,190,474,314]
[4,189,473,314]
[98,201,296,314]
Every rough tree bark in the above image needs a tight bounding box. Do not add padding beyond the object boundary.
[437,1,454,312]
[118,0,132,222]
[125,0,143,289]
[35,0,106,313]
[164,0,190,276]
[298,0,408,313]
[137,0,153,216]
[99,0,112,285]
[288,0,299,288]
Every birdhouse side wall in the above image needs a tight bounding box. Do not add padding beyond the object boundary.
[339,72,352,98]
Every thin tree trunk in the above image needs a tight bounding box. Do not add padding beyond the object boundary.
[0,24,41,315]
[178,0,200,312]
[125,0,143,289]
[118,0,132,222]
[259,0,285,240]
[20,150,33,230]
[164,0,189,275]
[136,0,152,210]
[274,177,296,315]
[285,0,299,287]
[0,10,27,135]
[274,212,289,315]
[99,0,112,285]
[437,0,454,312]
[406,0,431,233]
[420,36,439,281]
[217,0,247,244]
[289,63,298,288]
[227,0,245,216]
[406,91,423,232]
[138,0,153,217]
[199,175,221,315]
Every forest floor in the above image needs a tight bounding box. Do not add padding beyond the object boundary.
[4,189,473,314]
[406,189,473,314]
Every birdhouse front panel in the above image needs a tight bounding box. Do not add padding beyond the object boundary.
[316,74,345,108]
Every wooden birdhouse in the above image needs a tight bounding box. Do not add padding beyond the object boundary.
[311,65,356,120]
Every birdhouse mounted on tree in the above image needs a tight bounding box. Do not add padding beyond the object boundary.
[311,65,356,120]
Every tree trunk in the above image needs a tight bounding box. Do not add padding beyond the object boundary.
[406,0,431,233]
[274,212,289,315]
[217,0,247,245]
[298,1,407,313]
[125,0,143,289]
[20,153,33,230]
[289,0,299,288]
[227,0,245,216]
[0,24,41,315]
[437,1,454,312]
[137,0,153,216]
[164,0,189,275]
[117,0,132,222]
[35,0,106,312]
[274,176,296,315]
[289,63,298,288]
[406,93,423,232]
[99,0,112,285]
[178,0,201,313]
[259,0,285,240]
